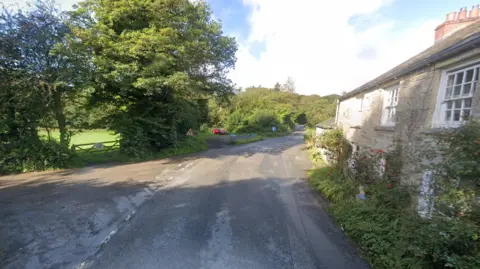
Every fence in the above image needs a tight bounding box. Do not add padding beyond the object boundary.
[71,140,120,155]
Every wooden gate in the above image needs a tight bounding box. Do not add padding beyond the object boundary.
[71,140,120,154]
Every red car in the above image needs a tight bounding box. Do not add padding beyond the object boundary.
[212,128,228,135]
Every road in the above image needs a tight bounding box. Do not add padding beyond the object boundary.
[80,133,370,269]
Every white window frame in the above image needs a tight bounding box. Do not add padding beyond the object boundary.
[381,85,400,126]
[351,96,364,126]
[433,61,479,128]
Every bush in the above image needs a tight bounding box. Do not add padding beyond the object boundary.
[0,139,74,174]
[331,190,479,269]
[304,127,315,142]
[200,123,209,133]
[225,109,290,134]
[315,129,351,167]
[308,166,357,202]
[308,127,480,269]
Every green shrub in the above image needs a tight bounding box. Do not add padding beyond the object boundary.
[0,139,75,174]
[304,127,315,142]
[308,166,357,202]
[308,126,480,269]
[331,191,480,269]
[225,109,290,134]
[200,123,209,133]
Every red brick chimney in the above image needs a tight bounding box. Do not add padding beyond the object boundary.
[435,5,480,42]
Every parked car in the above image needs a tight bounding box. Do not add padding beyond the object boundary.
[212,128,228,135]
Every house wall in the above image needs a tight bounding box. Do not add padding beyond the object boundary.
[336,48,480,184]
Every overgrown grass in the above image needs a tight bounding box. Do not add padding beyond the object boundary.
[304,127,315,142]
[38,129,118,145]
[308,163,480,269]
[231,135,264,145]
[74,135,208,166]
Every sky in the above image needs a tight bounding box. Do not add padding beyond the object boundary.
[2,0,479,95]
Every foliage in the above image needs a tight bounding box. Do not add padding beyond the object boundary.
[280,76,296,93]
[1,1,91,145]
[199,123,210,133]
[0,1,77,174]
[75,135,208,166]
[308,128,480,269]
[213,87,338,135]
[0,138,74,174]
[421,121,480,221]
[39,129,118,146]
[304,127,315,142]
[308,165,357,202]
[0,0,338,173]
[315,129,351,167]
[69,0,237,156]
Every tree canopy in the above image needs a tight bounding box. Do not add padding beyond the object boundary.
[209,87,338,133]
[0,0,337,174]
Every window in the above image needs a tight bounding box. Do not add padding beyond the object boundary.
[351,96,364,126]
[381,85,400,126]
[435,63,479,126]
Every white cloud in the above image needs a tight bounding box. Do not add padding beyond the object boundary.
[229,0,440,95]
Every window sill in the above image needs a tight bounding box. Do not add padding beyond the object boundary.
[350,125,362,129]
[374,125,395,132]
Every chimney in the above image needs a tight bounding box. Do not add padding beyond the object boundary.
[470,5,480,18]
[435,5,480,42]
[458,7,468,20]
[446,12,457,21]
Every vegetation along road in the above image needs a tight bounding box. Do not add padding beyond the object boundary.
[79,132,369,269]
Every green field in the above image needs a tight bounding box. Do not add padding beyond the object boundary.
[38,129,118,146]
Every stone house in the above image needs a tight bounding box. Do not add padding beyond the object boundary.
[335,6,480,214]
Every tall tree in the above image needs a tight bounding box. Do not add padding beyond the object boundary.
[281,76,296,93]
[1,0,89,145]
[70,0,237,155]
[274,82,281,91]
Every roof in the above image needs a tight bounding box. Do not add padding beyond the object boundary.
[340,20,480,101]
[315,118,336,129]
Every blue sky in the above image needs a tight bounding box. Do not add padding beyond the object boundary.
[2,0,479,95]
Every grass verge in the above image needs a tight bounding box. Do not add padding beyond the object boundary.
[73,134,208,166]
[231,135,264,145]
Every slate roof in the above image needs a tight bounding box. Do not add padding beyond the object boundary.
[340,20,480,101]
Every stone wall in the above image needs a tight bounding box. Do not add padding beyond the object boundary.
[337,49,480,185]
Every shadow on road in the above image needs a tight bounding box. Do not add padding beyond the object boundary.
[79,176,369,269]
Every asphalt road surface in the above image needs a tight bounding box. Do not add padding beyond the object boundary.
[80,133,370,269]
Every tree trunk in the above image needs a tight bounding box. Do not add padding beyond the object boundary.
[52,85,67,146]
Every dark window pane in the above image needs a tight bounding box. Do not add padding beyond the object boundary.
[456,72,464,85]
[466,69,474,82]
[454,99,462,109]
[463,83,472,96]
[454,86,461,97]
[447,101,453,109]
[476,68,480,81]
[447,75,455,87]
[445,87,452,99]
[445,110,451,121]
[453,110,461,121]
[464,98,472,108]
[463,109,471,120]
